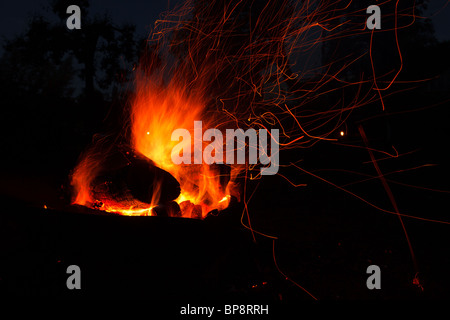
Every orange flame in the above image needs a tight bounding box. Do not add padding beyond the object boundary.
[70,73,238,217]
[129,73,236,217]
[70,29,241,218]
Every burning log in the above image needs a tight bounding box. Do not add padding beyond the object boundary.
[126,153,181,204]
[90,147,181,209]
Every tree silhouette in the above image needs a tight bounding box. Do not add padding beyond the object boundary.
[0,0,139,103]
[0,0,142,172]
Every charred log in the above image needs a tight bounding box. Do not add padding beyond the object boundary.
[91,147,180,206]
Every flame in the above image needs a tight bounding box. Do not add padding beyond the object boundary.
[129,74,234,217]
[70,30,240,218]
[70,75,237,217]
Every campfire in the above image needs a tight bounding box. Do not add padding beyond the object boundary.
[70,79,240,218]
[70,7,247,218]
[68,0,328,219]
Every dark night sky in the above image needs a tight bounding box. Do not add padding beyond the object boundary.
[428,0,450,41]
[0,0,449,46]
[0,0,183,51]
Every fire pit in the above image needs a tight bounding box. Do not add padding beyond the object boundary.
[0,193,274,299]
